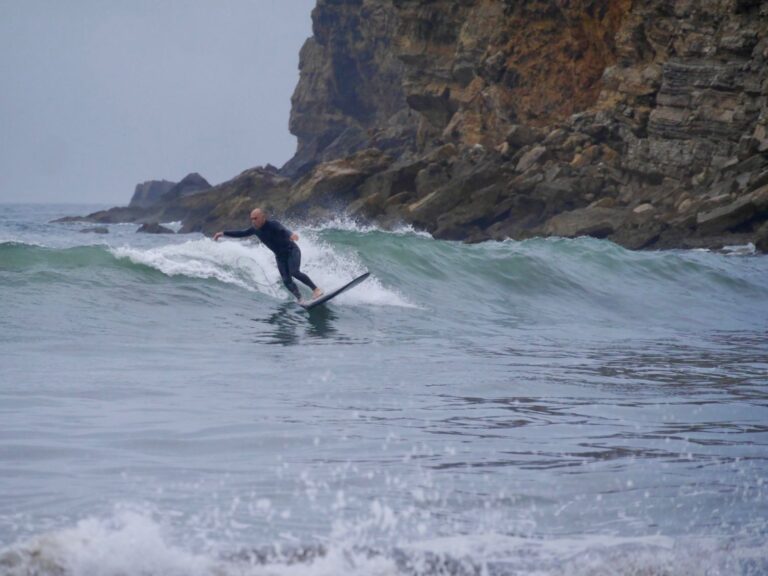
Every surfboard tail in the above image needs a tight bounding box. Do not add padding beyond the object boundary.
[301,272,370,310]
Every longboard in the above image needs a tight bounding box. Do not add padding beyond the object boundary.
[301,272,370,310]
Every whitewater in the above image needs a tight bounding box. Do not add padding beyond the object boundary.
[1,203,767,576]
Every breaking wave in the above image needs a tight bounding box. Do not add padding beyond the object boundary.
[2,507,766,576]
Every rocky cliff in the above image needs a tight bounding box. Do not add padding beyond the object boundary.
[129,180,175,208]
[281,0,415,178]
[280,0,768,251]
[67,0,768,252]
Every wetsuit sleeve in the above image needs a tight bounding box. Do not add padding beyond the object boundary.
[223,227,257,238]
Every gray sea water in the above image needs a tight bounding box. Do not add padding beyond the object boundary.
[1,203,767,575]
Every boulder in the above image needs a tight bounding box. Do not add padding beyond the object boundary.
[407,156,508,230]
[137,223,175,234]
[516,146,548,173]
[589,197,617,209]
[505,125,545,148]
[677,198,694,213]
[288,149,392,213]
[633,203,655,215]
[543,207,625,238]
[696,185,768,233]
[431,183,507,238]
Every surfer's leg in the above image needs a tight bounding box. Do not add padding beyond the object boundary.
[287,246,318,291]
[276,255,301,300]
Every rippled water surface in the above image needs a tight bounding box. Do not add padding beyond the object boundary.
[1,204,767,575]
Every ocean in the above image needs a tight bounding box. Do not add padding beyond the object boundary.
[1,203,767,575]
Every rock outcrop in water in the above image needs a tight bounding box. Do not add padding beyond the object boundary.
[64,0,768,252]
[58,172,214,227]
[136,222,175,234]
[127,173,211,209]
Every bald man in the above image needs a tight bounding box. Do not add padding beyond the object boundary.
[213,209,323,303]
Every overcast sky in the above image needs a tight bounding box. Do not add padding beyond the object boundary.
[0,0,316,205]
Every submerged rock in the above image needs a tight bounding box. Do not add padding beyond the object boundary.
[136,223,175,234]
[544,207,625,239]
[79,226,109,234]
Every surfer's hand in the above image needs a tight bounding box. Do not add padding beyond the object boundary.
[290,233,299,242]
[213,232,223,241]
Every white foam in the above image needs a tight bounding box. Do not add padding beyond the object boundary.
[110,236,415,308]
[298,229,415,308]
[301,215,433,238]
[3,509,766,576]
[0,508,213,576]
[722,242,756,256]
[160,221,184,233]
[283,231,416,308]
[0,237,48,248]
[111,238,278,295]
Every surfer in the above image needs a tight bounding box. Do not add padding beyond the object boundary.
[213,208,323,303]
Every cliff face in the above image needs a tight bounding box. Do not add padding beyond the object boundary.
[282,0,414,177]
[288,0,631,158]
[280,0,768,250]
[72,0,768,252]
[393,0,630,145]
[601,0,766,176]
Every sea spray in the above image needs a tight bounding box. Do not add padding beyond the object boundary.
[2,508,766,575]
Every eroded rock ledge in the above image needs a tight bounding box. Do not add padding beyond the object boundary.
[64,0,768,253]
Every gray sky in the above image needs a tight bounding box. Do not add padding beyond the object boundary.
[0,0,316,205]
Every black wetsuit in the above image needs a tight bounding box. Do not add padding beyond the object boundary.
[222,220,317,300]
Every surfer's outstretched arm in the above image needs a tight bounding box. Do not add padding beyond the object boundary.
[213,227,256,241]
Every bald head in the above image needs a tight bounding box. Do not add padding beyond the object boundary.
[250,208,267,229]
